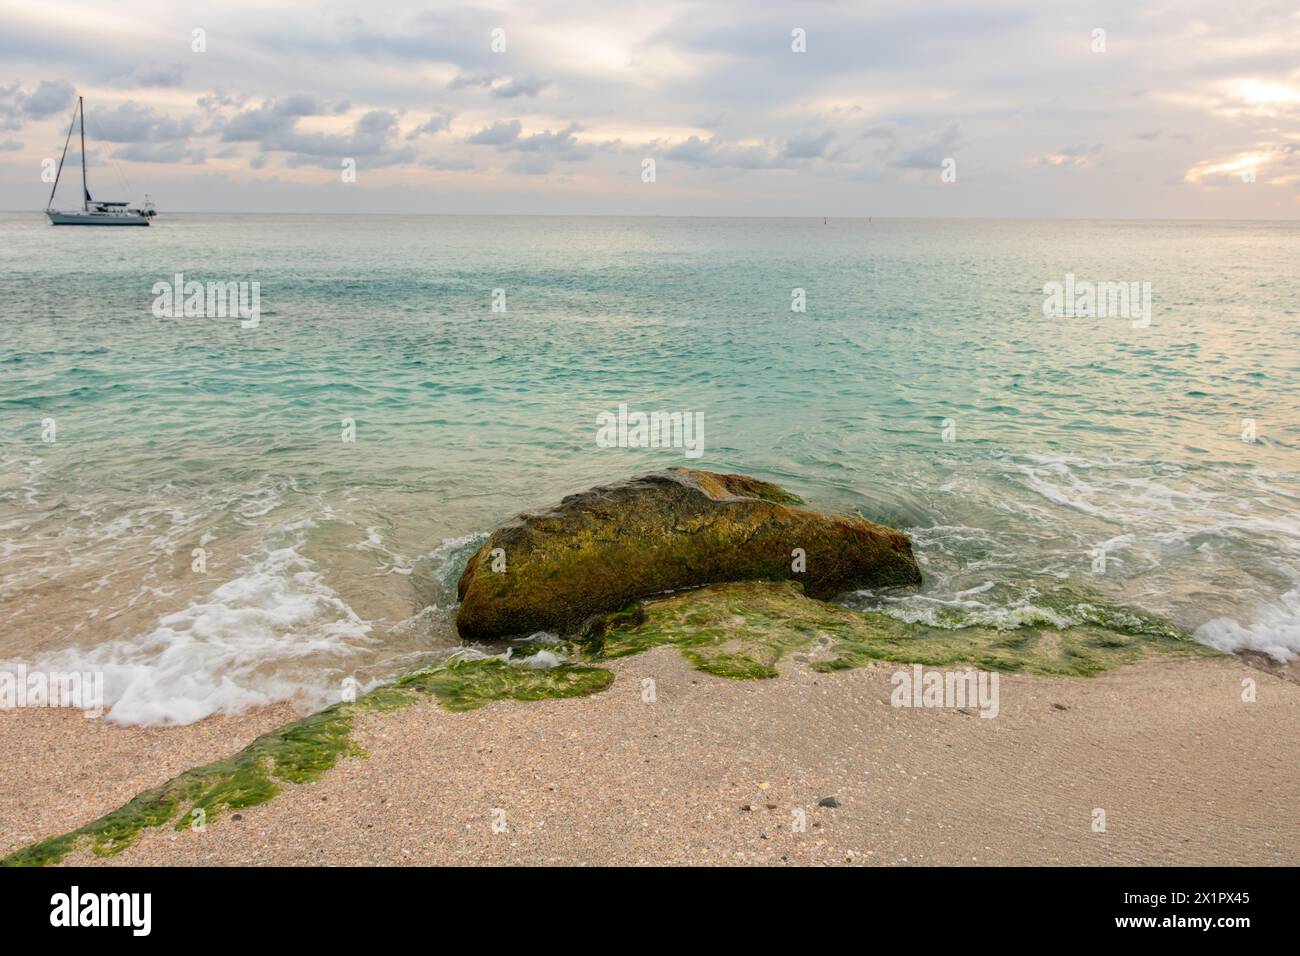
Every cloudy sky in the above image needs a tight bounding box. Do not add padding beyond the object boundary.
[1,0,1297,216]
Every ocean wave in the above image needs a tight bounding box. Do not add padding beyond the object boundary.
[1195,587,1300,662]
[848,575,1186,641]
[442,639,566,670]
[9,530,374,726]
[417,531,489,601]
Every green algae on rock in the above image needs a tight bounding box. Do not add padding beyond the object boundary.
[581,580,1217,680]
[456,468,921,641]
[0,656,613,868]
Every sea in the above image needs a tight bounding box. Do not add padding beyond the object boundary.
[1,213,1296,725]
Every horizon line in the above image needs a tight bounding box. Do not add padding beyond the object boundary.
[5,210,1299,223]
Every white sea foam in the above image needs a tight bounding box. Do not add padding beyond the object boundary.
[993,451,1300,655]
[516,649,563,669]
[1195,587,1300,662]
[523,631,561,645]
[863,593,1077,631]
[440,638,566,670]
[12,533,374,726]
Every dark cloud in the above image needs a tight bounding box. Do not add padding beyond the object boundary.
[890,121,962,169]
[448,71,498,90]
[466,120,522,145]
[782,130,834,159]
[115,142,206,164]
[133,63,186,88]
[89,102,195,143]
[0,79,75,128]
[278,110,401,157]
[219,96,328,142]
[290,112,413,167]
[465,120,597,167]
[513,123,584,154]
[213,96,414,168]
[407,112,452,140]
[197,90,250,113]
[423,156,475,171]
[277,94,327,117]
[356,110,397,135]
[490,75,547,99]
[664,135,787,169]
[664,136,711,162]
[20,79,75,118]
[450,72,546,99]
[269,9,505,73]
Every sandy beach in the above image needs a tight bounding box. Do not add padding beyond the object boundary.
[0,703,298,860]
[4,650,1293,867]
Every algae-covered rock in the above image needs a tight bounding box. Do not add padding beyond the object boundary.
[455,468,921,640]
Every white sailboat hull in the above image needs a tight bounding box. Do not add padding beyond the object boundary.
[47,210,150,226]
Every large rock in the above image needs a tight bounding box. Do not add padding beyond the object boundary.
[455,468,921,640]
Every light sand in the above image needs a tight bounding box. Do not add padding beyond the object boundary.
[8,652,1297,866]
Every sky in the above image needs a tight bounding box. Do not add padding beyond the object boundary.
[1,0,1297,217]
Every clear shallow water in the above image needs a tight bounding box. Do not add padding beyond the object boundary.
[1,213,1296,724]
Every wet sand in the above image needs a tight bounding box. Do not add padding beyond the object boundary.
[6,650,1294,867]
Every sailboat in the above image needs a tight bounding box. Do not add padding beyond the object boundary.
[46,96,155,226]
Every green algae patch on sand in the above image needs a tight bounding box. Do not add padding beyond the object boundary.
[582,581,830,679]
[813,613,1215,678]
[1,657,615,868]
[393,656,614,712]
[0,702,361,868]
[584,580,1216,680]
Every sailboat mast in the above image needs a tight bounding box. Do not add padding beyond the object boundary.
[47,99,78,211]
[79,96,87,211]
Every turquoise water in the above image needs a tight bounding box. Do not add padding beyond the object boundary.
[1,213,1297,724]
